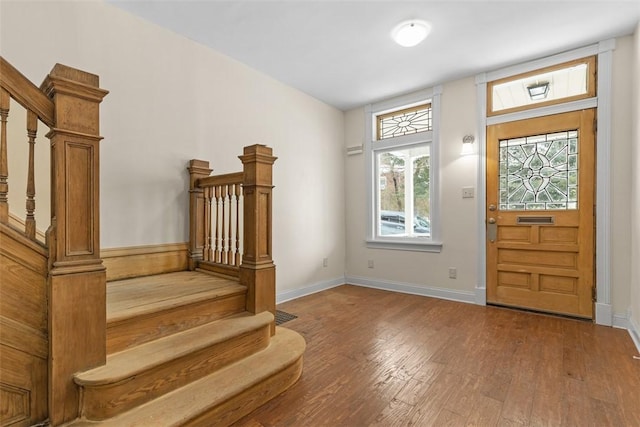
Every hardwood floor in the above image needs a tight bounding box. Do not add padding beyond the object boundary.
[233,285,640,427]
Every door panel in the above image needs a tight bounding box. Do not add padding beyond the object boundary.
[486,109,595,318]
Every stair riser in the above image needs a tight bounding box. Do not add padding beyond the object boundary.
[184,356,303,427]
[80,326,270,420]
[107,294,245,353]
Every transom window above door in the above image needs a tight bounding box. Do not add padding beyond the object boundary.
[487,56,596,116]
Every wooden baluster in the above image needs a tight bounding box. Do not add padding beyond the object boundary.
[234,183,241,266]
[207,187,215,261]
[203,186,211,261]
[226,184,233,265]
[221,185,228,265]
[0,89,9,223]
[24,110,37,239]
[214,185,221,263]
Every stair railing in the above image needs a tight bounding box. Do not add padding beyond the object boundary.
[189,145,277,333]
[0,57,55,240]
[189,166,244,277]
[0,57,109,426]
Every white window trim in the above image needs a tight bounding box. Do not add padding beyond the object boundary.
[474,39,616,326]
[365,86,443,252]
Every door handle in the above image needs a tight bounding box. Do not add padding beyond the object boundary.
[489,204,496,211]
[488,218,497,242]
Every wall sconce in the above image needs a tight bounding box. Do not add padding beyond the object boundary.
[461,135,475,155]
[526,81,550,100]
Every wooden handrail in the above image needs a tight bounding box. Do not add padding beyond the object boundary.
[198,171,243,187]
[0,57,54,237]
[0,57,54,127]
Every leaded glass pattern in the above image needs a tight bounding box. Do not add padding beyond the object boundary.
[377,103,432,140]
[499,130,578,210]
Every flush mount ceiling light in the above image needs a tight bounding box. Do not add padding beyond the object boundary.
[392,20,431,47]
[527,81,550,101]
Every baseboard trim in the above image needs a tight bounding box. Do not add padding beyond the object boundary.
[612,311,640,354]
[276,277,345,304]
[612,311,630,329]
[475,286,486,305]
[346,275,476,304]
[628,314,640,354]
[102,242,189,281]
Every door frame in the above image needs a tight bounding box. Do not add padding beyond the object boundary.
[474,39,616,326]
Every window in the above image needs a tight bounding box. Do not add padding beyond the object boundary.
[487,56,596,116]
[378,146,430,236]
[377,103,432,140]
[365,87,442,252]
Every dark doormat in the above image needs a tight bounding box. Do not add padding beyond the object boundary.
[275,310,298,325]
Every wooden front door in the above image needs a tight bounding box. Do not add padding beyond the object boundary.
[486,109,595,318]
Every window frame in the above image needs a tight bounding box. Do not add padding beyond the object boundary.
[365,86,443,252]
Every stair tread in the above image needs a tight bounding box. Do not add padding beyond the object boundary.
[75,311,274,385]
[70,327,306,427]
[107,271,245,323]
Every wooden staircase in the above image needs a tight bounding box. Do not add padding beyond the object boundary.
[0,57,305,427]
[67,271,305,426]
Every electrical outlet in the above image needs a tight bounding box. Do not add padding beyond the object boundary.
[323,258,328,267]
[448,267,457,279]
[368,260,374,269]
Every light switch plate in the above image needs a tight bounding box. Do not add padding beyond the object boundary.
[462,187,475,198]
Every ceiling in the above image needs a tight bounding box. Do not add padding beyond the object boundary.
[108,1,640,111]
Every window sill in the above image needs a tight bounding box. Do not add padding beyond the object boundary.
[365,239,443,253]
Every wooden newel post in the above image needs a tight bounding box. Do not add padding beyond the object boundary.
[188,159,212,270]
[40,64,108,425]
[239,144,277,335]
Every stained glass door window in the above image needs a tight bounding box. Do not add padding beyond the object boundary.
[499,130,578,210]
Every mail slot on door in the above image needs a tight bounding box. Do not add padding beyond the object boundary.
[516,216,555,225]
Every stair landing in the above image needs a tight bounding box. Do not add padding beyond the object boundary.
[106,271,247,353]
[108,271,244,321]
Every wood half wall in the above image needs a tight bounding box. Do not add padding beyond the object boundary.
[0,223,48,426]
[102,243,189,281]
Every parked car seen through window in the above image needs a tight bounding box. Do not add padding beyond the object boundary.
[380,210,430,236]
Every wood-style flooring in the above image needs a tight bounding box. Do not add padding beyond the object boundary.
[233,285,640,427]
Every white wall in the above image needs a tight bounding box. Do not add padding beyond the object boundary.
[345,76,479,300]
[630,22,640,347]
[344,38,635,317]
[610,36,634,320]
[0,1,346,295]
